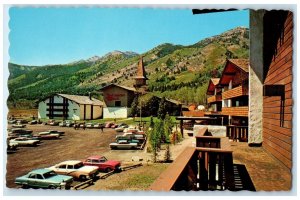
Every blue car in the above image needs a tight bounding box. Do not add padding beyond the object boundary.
[15,168,73,189]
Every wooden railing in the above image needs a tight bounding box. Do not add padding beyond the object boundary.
[226,125,248,142]
[222,106,249,117]
[149,136,235,191]
[222,84,248,100]
[207,95,222,104]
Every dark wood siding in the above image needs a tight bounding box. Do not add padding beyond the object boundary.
[263,11,293,170]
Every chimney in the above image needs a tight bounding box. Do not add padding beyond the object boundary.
[88,92,92,100]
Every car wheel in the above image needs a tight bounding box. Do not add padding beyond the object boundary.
[21,184,29,189]
[105,168,112,173]
[48,185,56,189]
[79,175,87,181]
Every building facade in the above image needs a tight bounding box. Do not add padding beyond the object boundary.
[38,94,103,120]
[249,10,293,169]
[100,84,136,119]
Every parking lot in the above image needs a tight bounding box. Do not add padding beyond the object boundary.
[6,124,124,188]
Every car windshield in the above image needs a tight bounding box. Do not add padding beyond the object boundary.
[42,171,57,179]
[74,162,83,169]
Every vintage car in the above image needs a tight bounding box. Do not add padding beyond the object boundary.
[8,119,17,124]
[114,123,129,132]
[105,122,115,128]
[85,123,94,128]
[59,121,66,127]
[65,121,74,127]
[109,141,138,150]
[49,120,59,126]
[33,133,59,140]
[83,156,121,173]
[15,169,73,189]
[17,119,28,124]
[93,123,104,129]
[9,137,40,146]
[12,123,26,128]
[8,128,33,134]
[47,160,99,181]
[28,120,38,125]
[47,130,65,136]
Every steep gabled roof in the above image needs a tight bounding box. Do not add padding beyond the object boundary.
[206,78,220,95]
[99,83,136,92]
[219,59,249,85]
[58,94,103,106]
[228,59,249,73]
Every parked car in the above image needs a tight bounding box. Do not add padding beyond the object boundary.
[49,120,59,126]
[47,160,99,181]
[115,124,129,132]
[8,119,17,124]
[35,132,60,139]
[93,123,104,129]
[83,155,121,173]
[33,133,59,140]
[17,119,28,124]
[65,121,74,127]
[12,124,26,128]
[110,124,119,129]
[9,137,40,147]
[86,123,94,128]
[47,130,65,136]
[109,141,138,150]
[8,128,33,134]
[28,120,38,125]
[59,121,67,127]
[15,169,73,189]
[105,122,114,128]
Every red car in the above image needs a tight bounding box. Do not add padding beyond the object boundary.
[105,122,114,128]
[83,155,121,173]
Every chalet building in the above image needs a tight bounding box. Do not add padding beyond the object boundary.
[150,9,294,191]
[219,59,249,126]
[38,93,103,120]
[100,84,136,119]
[206,78,222,112]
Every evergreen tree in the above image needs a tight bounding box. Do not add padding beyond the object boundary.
[163,113,173,143]
[129,95,139,118]
[157,97,167,120]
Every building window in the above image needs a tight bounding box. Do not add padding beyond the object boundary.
[115,101,121,107]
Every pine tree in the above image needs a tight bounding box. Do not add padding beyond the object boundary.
[130,95,139,118]
[157,97,167,120]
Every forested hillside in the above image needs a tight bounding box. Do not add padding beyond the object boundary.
[8,27,249,108]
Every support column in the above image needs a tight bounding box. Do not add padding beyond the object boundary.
[248,10,265,145]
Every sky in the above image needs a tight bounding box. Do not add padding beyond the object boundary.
[9,7,249,66]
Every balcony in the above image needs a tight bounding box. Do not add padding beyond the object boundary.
[222,106,249,117]
[207,95,222,104]
[222,85,248,100]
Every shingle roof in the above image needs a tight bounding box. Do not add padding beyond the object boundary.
[228,59,249,73]
[58,94,103,106]
[99,83,136,92]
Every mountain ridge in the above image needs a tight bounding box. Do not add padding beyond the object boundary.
[8,26,249,108]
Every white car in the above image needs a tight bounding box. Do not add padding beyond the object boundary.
[10,137,40,146]
[47,160,99,181]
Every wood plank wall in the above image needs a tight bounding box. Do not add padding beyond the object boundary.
[263,11,293,170]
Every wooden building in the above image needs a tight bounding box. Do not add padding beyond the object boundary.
[206,59,249,126]
[134,56,148,93]
[249,10,293,170]
[219,59,249,125]
[206,78,222,112]
[38,93,103,120]
[100,83,136,119]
